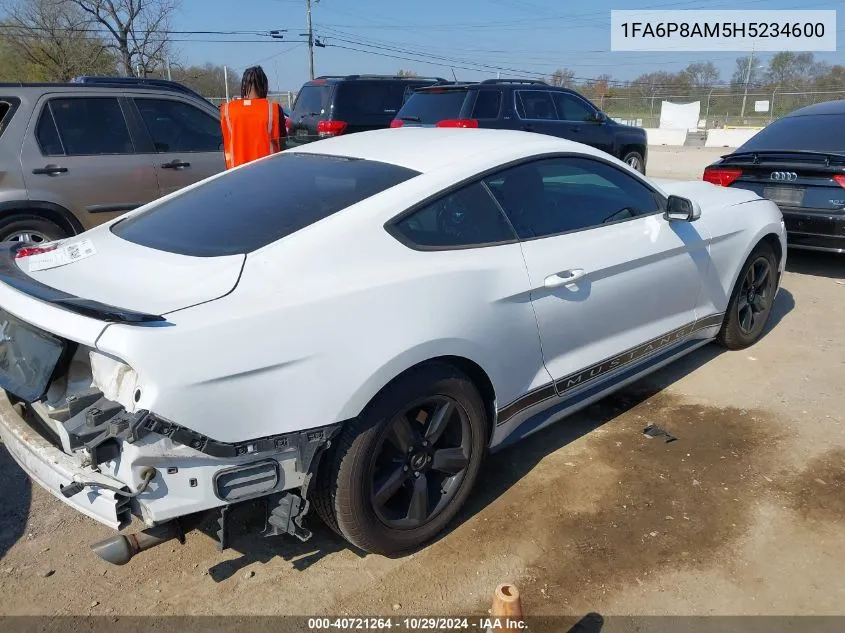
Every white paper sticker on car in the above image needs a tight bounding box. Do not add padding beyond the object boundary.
[27,239,97,272]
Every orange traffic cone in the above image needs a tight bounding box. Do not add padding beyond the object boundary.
[490,583,523,629]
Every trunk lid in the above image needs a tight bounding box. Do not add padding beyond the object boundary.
[719,151,845,214]
[14,224,244,316]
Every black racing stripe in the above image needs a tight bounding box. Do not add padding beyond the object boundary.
[495,313,723,426]
[497,383,557,424]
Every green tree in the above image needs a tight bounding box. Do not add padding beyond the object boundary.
[765,52,816,89]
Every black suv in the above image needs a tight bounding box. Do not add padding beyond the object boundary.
[393,79,648,173]
[288,74,444,145]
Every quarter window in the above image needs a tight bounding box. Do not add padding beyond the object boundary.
[41,98,133,156]
[135,98,222,153]
[483,157,662,239]
[471,91,502,119]
[515,90,557,120]
[392,182,516,248]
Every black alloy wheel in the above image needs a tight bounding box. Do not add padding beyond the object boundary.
[370,395,471,529]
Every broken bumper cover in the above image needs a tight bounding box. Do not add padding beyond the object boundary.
[0,398,129,529]
[0,395,343,531]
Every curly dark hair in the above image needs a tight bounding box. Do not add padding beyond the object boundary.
[241,65,269,99]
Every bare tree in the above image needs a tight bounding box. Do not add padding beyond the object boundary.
[2,0,117,81]
[548,68,575,88]
[66,0,179,76]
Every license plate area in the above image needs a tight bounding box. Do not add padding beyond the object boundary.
[295,128,309,138]
[763,185,805,207]
[0,309,66,402]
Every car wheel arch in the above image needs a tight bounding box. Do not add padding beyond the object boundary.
[341,350,499,444]
[720,230,785,313]
[0,200,83,237]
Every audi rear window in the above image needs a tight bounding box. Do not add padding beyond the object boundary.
[737,113,845,154]
[397,90,469,124]
[112,153,420,256]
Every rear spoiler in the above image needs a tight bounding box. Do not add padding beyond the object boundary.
[0,243,166,324]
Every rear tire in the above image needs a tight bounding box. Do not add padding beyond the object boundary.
[312,362,488,555]
[717,241,778,350]
[0,215,67,244]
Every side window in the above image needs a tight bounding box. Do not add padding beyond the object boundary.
[515,90,556,120]
[471,91,502,119]
[135,98,222,153]
[553,93,596,122]
[392,182,516,249]
[47,98,133,155]
[483,157,661,239]
[35,105,64,156]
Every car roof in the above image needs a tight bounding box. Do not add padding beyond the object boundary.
[785,99,845,117]
[304,75,446,86]
[286,127,608,173]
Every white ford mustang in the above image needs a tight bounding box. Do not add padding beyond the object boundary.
[0,128,785,562]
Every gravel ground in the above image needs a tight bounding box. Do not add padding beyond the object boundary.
[0,147,842,621]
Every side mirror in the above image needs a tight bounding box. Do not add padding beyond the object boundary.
[665,195,701,222]
[592,111,607,123]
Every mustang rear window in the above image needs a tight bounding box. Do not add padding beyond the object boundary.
[112,153,419,256]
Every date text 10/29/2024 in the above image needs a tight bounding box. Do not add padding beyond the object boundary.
[308,618,527,630]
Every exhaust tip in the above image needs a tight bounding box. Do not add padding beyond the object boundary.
[91,535,134,565]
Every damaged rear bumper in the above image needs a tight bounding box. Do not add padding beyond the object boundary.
[0,397,129,529]
[0,393,341,534]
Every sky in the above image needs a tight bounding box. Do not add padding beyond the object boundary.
[173,0,845,94]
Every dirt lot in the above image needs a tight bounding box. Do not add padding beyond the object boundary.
[1,147,843,620]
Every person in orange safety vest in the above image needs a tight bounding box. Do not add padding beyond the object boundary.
[220,65,285,169]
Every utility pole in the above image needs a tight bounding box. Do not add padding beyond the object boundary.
[165,57,172,81]
[740,44,755,120]
[306,0,315,80]
[223,65,230,101]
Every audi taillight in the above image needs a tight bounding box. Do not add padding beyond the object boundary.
[390,119,404,128]
[703,166,742,187]
[285,117,292,133]
[435,119,479,128]
[833,174,845,189]
[317,120,347,137]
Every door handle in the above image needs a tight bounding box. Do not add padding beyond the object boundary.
[161,160,191,169]
[544,268,587,289]
[572,126,581,132]
[32,164,68,176]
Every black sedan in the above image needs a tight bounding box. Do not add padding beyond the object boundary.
[703,100,845,254]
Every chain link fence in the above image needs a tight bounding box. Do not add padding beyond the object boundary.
[599,89,845,130]
[204,88,843,130]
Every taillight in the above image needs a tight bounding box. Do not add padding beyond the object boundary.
[15,244,58,259]
[390,119,404,128]
[285,117,292,133]
[833,174,845,189]
[435,119,479,128]
[703,166,742,187]
[317,120,347,137]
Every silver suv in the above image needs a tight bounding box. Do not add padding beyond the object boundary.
[0,77,225,243]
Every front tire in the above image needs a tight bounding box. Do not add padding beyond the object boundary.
[717,241,778,350]
[622,151,645,174]
[312,362,488,555]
